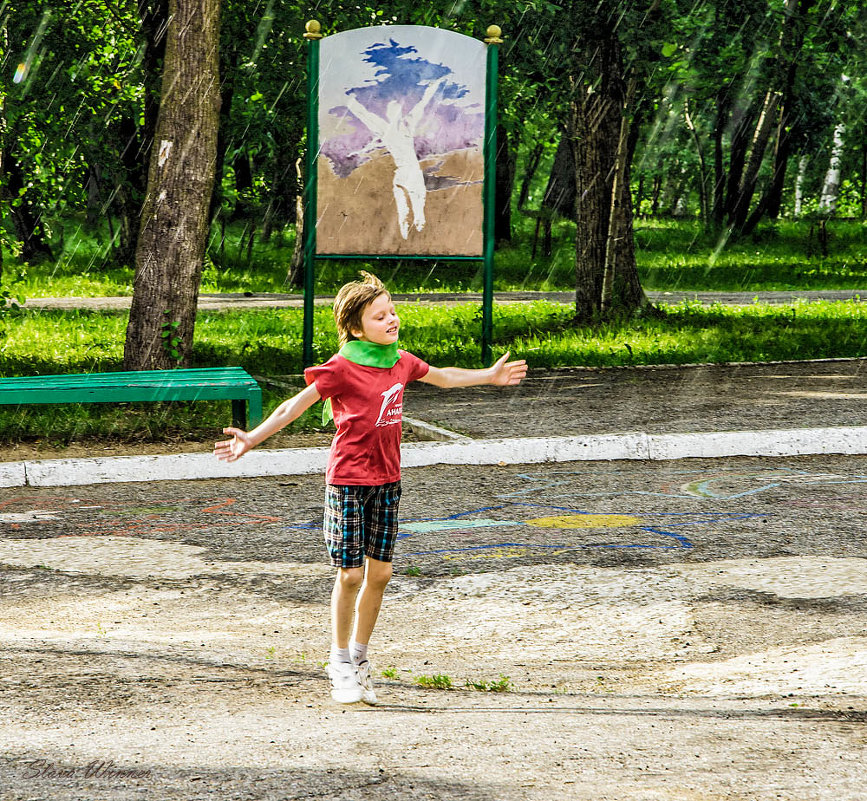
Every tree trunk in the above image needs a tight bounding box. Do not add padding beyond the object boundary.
[650,174,662,215]
[861,140,867,220]
[601,80,634,311]
[819,119,846,215]
[662,163,688,217]
[85,164,104,228]
[124,0,221,371]
[730,91,781,230]
[517,141,545,211]
[740,97,788,235]
[722,102,754,222]
[287,158,304,287]
[1,145,53,263]
[684,98,709,223]
[794,154,808,217]
[494,123,514,246]
[710,87,733,225]
[261,149,295,243]
[569,27,647,320]
[761,111,793,223]
[542,133,576,218]
[741,0,815,234]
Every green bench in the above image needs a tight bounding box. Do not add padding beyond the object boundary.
[0,367,263,429]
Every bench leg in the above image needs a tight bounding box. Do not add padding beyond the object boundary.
[231,400,247,430]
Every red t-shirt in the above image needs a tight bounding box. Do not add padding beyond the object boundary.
[304,350,430,485]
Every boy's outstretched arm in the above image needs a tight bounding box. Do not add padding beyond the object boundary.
[214,383,321,462]
[419,352,527,389]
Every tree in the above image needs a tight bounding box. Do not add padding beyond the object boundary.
[0,0,166,267]
[649,0,864,230]
[123,0,221,370]
[566,0,665,319]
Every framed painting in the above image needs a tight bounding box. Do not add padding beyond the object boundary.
[316,26,486,256]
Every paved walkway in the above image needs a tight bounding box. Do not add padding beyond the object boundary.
[3,357,865,488]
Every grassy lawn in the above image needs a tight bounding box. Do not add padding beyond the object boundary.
[8,217,867,297]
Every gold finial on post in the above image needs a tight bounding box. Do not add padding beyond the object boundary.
[484,25,503,44]
[304,20,323,40]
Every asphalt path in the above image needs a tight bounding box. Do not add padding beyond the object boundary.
[3,456,867,573]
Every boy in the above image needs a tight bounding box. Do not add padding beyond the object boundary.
[214,272,526,704]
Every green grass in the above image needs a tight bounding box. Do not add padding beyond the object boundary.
[7,299,866,377]
[8,216,867,297]
[467,674,513,693]
[634,218,867,291]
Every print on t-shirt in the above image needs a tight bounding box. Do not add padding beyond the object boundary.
[376,382,404,427]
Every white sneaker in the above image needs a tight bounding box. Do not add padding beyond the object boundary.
[356,659,377,706]
[327,660,363,704]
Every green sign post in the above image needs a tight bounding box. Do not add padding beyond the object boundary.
[302,21,501,367]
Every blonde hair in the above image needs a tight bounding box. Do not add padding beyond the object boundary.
[333,271,390,346]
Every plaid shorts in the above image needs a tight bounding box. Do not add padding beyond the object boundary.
[323,482,402,568]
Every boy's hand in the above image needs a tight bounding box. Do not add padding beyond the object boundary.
[490,352,528,386]
[214,427,254,462]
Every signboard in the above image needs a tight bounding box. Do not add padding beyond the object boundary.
[316,26,486,256]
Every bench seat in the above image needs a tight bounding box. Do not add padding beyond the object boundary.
[0,367,263,429]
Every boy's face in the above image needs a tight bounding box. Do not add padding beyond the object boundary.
[352,293,400,345]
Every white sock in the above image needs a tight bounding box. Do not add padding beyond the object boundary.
[330,645,351,665]
[350,640,368,665]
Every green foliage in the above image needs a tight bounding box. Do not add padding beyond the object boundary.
[160,312,183,362]
[415,674,453,690]
[467,674,512,692]
[0,0,145,242]
[0,264,26,328]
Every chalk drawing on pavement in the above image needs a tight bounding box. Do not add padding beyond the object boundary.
[0,495,281,537]
[396,502,768,560]
[494,467,867,502]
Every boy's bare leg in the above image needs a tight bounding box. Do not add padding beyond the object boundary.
[352,557,393,646]
[331,567,364,649]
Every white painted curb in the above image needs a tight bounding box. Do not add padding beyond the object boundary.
[6,426,867,487]
[647,427,867,460]
[0,461,27,488]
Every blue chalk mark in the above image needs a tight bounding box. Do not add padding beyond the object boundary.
[638,527,693,548]
[690,479,781,499]
[401,531,693,558]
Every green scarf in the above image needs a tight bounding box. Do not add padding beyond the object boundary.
[321,340,401,425]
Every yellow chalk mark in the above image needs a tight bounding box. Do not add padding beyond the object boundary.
[526,514,641,529]
[443,547,529,562]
